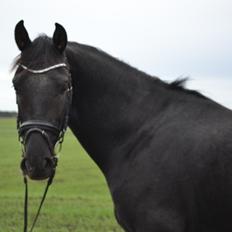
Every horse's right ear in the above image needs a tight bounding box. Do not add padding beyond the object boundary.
[14,20,31,51]
[53,23,67,53]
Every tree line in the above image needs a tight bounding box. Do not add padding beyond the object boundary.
[0,111,17,118]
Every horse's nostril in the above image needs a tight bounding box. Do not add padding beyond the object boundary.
[20,158,27,173]
[21,158,33,174]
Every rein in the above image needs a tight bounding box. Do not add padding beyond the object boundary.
[16,63,72,232]
[23,169,55,232]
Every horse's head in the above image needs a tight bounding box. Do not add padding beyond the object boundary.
[13,21,72,180]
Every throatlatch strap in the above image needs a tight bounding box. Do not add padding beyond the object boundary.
[23,171,55,232]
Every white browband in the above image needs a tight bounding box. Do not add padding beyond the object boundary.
[20,63,68,74]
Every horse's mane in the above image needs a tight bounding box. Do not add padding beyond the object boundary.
[168,78,207,99]
[68,42,207,100]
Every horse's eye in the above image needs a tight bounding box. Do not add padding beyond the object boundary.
[12,71,25,93]
[13,80,24,94]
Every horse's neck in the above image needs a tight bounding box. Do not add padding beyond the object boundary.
[66,43,164,177]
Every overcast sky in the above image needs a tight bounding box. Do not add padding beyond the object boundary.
[0,0,232,110]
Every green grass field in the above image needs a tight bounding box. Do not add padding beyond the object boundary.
[0,118,123,232]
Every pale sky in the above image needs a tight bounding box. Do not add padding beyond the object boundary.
[0,0,232,110]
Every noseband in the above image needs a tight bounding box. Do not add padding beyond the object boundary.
[16,62,73,232]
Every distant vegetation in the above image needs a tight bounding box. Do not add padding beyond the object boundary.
[0,111,17,118]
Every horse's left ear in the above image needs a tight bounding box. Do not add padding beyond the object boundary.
[53,23,67,53]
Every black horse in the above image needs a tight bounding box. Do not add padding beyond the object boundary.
[13,20,232,232]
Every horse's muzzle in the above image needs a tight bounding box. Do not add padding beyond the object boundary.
[21,157,57,180]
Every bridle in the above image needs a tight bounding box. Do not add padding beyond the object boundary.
[16,62,73,232]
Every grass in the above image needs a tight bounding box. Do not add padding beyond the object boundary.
[0,118,123,232]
